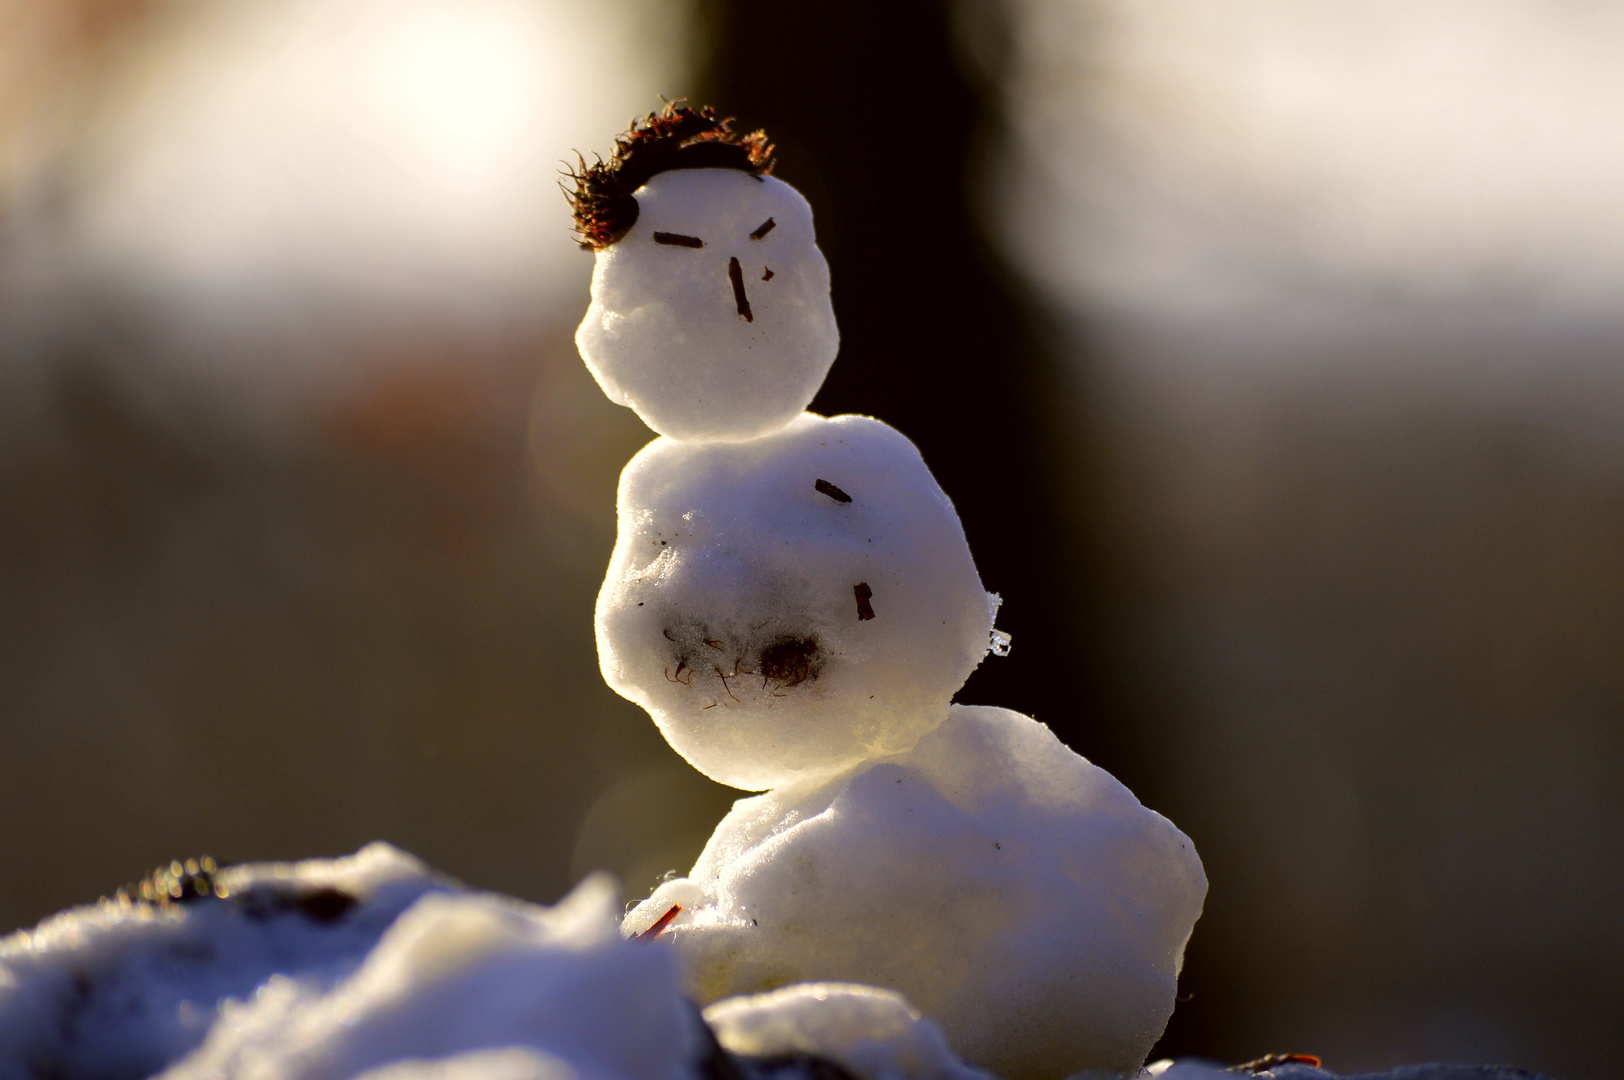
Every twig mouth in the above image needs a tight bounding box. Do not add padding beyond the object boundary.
[728,257,754,322]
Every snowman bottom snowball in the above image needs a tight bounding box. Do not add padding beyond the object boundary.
[596,413,1000,791]
[624,705,1209,1080]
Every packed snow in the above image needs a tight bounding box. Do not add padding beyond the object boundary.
[704,983,992,1080]
[346,1048,572,1080]
[596,412,1000,790]
[575,169,839,443]
[158,874,698,1080]
[0,846,1008,1080]
[581,158,1205,1078]
[623,705,1208,1080]
[0,842,1546,1080]
[0,844,450,1080]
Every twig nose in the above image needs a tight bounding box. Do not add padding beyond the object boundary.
[728,257,753,322]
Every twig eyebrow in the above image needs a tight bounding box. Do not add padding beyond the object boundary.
[750,217,776,240]
[653,232,704,248]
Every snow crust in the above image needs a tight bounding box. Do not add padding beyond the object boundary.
[705,983,992,1080]
[575,170,839,442]
[2,841,1008,1080]
[0,843,446,1080]
[350,1048,574,1080]
[159,874,699,1080]
[623,705,1209,1080]
[597,412,999,790]
[1143,1063,1238,1080]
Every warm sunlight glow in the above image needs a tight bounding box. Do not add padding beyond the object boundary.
[70,0,691,303]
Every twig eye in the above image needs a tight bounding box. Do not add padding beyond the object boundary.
[854,582,875,620]
[653,232,704,248]
[750,217,776,240]
[815,479,851,503]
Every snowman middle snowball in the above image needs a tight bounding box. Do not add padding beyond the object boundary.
[598,413,1000,791]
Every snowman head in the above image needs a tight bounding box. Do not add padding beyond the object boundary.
[570,106,839,443]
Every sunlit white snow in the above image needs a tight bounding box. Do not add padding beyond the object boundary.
[626,706,1207,1079]
[597,412,997,790]
[576,170,839,442]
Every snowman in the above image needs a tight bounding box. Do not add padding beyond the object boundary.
[570,105,1206,1080]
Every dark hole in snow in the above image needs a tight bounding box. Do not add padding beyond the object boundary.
[854,583,875,620]
[234,885,359,924]
[295,887,359,924]
[691,1004,862,1080]
[113,859,357,925]
[757,636,822,688]
[746,1054,861,1080]
[814,479,851,503]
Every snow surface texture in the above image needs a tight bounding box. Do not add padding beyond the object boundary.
[705,983,992,1080]
[348,1049,572,1080]
[1145,1061,1552,1080]
[624,705,1209,1080]
[597,412,999,790]
[159,874,699,1080]
[0,844,1008,1080]
[0,843,449,1080]
[583,161,1208,1079]
[575,169,839,443]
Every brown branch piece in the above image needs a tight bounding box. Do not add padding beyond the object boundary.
[634,902,683,941]
[1230,1054,1323,1074]
[854,582,875,620]
[728,257,754,322]
[815,479,852,503]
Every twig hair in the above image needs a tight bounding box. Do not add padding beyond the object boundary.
[566,102,774,250]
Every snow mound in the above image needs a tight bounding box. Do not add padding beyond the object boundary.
[575,169,840,442]
[705,983,993,1080]
[1145,1061,1554,1080]
[3,843,1002,1080]
[597,413,999,790]
[160,874,699,1080]
[351,1048,575,1080]
[0,843,447,1080]
[623,706,1208,1080]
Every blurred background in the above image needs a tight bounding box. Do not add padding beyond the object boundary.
[2,1,1621,1076]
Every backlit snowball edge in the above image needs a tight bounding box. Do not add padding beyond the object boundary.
[596,413,999,790]
[575,170,839,443]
